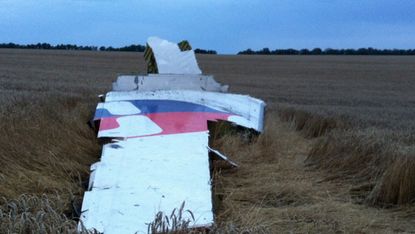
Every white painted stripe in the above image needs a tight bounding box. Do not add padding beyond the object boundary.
[98,115,162,138]
[100,101,141,116]
[112,74,228,92]
[80,132,213,234]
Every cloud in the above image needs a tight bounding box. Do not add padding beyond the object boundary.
[0,0,414,53]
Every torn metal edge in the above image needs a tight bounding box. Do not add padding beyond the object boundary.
[207,146,238,168]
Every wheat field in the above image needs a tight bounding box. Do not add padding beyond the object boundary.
[0,49,414,233]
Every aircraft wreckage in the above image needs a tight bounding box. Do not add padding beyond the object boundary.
[80,37,266,233]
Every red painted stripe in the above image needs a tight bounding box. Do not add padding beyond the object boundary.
[99,112,231,137]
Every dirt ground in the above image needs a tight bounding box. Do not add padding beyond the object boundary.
[0,49,414,233]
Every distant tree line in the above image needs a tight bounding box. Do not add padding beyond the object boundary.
[0,42,147,52]
[6,42,411,55]
[0,42,217,54]
[238,47,415,55]
[99,45,146,52]
[0,43,99,51]
[194,48,217,54]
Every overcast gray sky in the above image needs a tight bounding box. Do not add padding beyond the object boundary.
[0,0,414,54]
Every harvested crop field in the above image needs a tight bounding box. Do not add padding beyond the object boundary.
[0,49,414,233]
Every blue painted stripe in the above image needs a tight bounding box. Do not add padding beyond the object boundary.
[95,99,226,119]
